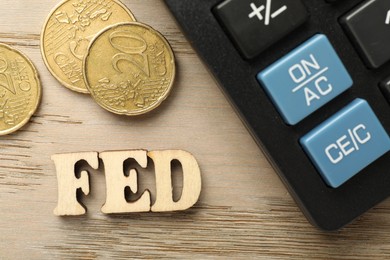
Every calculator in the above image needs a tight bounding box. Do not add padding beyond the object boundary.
[164,0,390,230]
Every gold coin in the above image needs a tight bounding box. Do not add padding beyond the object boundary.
[0,44,41,135]
[41,0,136,94]
[84,22,176,115]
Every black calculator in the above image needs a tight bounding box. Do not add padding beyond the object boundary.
[164,0,390,230]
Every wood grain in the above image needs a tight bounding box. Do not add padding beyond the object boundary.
[1,0,390,259]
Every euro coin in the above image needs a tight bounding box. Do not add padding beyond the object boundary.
[84,22,176,115]
[41,0,136,94]
[0,44,41,135]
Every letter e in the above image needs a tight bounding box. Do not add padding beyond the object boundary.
[100,150,151,213]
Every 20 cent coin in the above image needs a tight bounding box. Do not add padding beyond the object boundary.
[0,44,41,135]
[84,22,176,115]
[41,0,136,93]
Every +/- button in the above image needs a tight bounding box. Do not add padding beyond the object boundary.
[257,34,353,125]
[340,0,390,68]
[213,0,308,59]
[300,99,390,188]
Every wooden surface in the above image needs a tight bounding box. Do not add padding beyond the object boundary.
[2,0,390,259]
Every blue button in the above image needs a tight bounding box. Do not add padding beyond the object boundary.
[257,34,353,125]
[300,99,390,188]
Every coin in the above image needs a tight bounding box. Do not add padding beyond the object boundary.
[84,22,176,116]
[0,44,41,135]
[41,0,136,94]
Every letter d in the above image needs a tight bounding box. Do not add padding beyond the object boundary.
[149,150,202,212]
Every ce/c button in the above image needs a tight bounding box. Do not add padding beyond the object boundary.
[300,99,390,188]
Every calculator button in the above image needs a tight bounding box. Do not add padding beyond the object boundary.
[214,0,308,59]
[340,0,390,69]
[380,77,390,104]
[301,99,390,188]
[257,34,353,125]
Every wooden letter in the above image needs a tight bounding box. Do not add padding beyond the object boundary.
[100,150,151,213]
[51,152,99,216]
[149,150,202,212]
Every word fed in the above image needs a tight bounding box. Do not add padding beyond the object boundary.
[52,150,202,216]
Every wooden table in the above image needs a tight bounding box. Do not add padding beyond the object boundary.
[1,0,390,259]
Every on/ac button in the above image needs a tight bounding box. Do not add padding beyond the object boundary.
[300,99,390,188]
[257,34,353,125]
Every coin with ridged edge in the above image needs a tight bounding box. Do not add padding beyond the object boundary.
[0,44,41,135]
[41,0,136,94]
[84,22,176,115]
